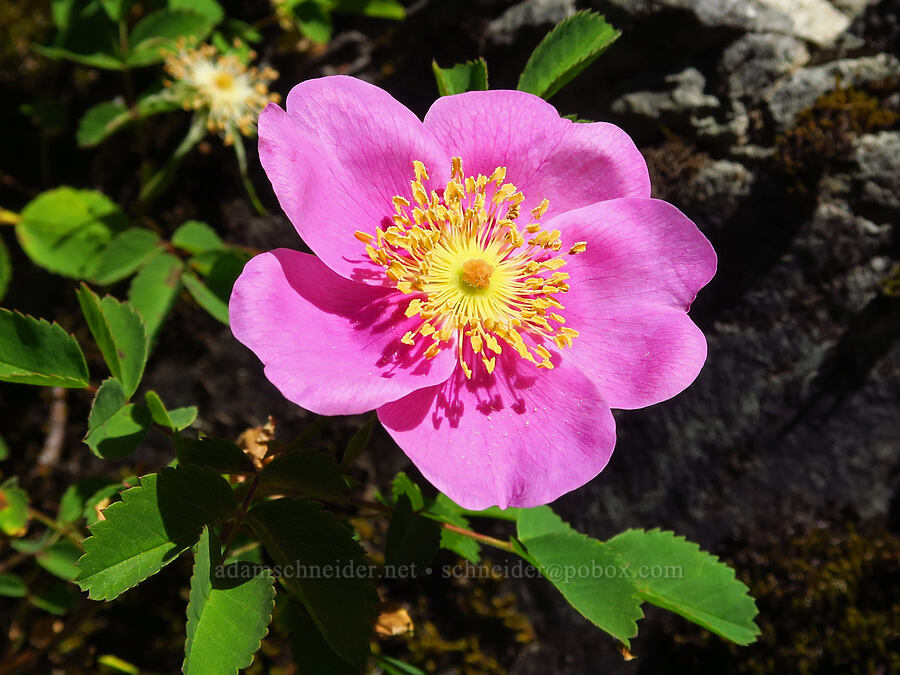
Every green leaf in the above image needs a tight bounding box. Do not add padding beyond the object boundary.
[0,434,8,461]
[517,506,643,646]
[385,494,441,571]
[259,451,348,500]
[424,494,480,563]
[605,529,760,645]
[177,437,255,474]
[169,0,224,24]
[286,0,333,43]
[0,234,10,302]
[342,413,375,468]
[127,253,184,342]
[283,603,359,675]
[58,476,118,524]
[84,378,152,459]
[76,100,128,147]
[172,220,223,255]
[99,0,132,22]
[76,464,237,600]
[247,498,378,670]
[16,188,129,279]
[0,573,26,597]
[432,58,488,96]
[145,390,197,431]
[30,579,79,615]
[391,472,424,511]
[0,309,90,388]
[460,504,521,522]
[0,481,29,536]
[377,656,427,675]
[331,0,405,20]
[183,526,275,675]
[76,285,148,399]
[92,228,162,285]
[33,44,124,70]
[35,538,81,581]
[517,10,620,100]
[128,9,215,66]
[182,271,229,324]
[83,477,138,526]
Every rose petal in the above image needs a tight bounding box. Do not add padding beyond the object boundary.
[423,90,650,218]
[258,76,448,283]
[378,355,616,510]
[229,249,457,415]
[549,198,716,409]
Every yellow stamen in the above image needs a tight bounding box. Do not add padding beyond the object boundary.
[359,157,584,377]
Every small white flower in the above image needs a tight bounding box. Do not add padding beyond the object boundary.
[164,41,280,145]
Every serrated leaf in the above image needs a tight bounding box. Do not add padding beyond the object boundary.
[0,481,29,536]
[145,390,196,431]
[247,498,378,670]
[517,10,620,100]
[605,529,760,645]
[0,573,26,597]
[83,477,138,526]
[84,378,152,459]
[177,437,255,474]
[183,271,229,324]
[517,506,642,646]
[432,58,488,96]
[16,188,129,279]
[172,220,223,254]
[332,0,405,19]
[259,451,348,500]
[76,286,148,399]
[76,464,237,600]
[0,235,10,302]
[128,9,215,66]
[385,494,441,571]
[391,472,424,511]
[0,309,90,388]
[92,228,162,285]
[128,253,184,342]
[342,413,375,468]
[183,526,274,674]
[35,538,81,580]
[424,494,480,564]
[77,101,128,147]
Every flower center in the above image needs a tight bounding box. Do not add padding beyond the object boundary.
[213,72,235,91]
[460,258,493,291]
[355,157,586,379]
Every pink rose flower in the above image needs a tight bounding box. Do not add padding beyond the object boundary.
[229,76,716,509]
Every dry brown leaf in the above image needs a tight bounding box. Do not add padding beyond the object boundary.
[237,415,278,470]
[375,606,414,638]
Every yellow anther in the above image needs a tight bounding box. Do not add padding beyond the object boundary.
[413,160,429,182]
[424,343,441,359]
[401,331,416,346]
[355,230,374,243]
[568,241,587,255]
[531,198,550,219]
[482,356,496,374]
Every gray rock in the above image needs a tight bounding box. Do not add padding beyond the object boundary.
[612,67,720,119]
[486,0,576,45]
[721,33,810,102]
[600,0,851,45]
[688,159,755,226]
[768,54,900,130]
[853,131,900,215]
[692,100,750,147]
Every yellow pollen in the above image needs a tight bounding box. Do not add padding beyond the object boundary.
[213,72,235,90]
[360,157,584,378]
[460,258,494,290]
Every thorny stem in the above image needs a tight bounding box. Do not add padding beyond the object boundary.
[220,472,263,562]
[350,497,515,552]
